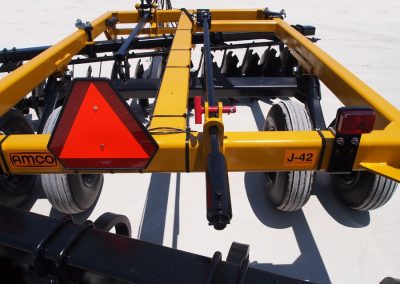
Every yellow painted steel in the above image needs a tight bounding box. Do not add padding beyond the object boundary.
[221,131,323,171]
[146,11,193,171]
[149,11,192,131]
[0,8,398,177]
[0,135,7,173]
[208,20,277,32]
[209,9,265,20]
[114,10,181,23]
[354,122,400,168]
[0,128,397,175]
[116,27,176,35]
[0,12,112,117]
[360,163,400,182]
[113,9,266,23]
[1,134,67,174]
[274,18,400,128]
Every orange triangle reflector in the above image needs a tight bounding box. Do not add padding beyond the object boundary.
[48,79,158,170]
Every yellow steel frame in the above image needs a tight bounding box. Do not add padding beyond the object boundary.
[0,9,399,181]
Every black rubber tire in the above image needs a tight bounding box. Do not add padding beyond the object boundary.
[331,171,397,210]
[264,100,314,211]
[41,107,104,214]
[0,110,37,208]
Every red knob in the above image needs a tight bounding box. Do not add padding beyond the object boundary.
[194,96,203,124]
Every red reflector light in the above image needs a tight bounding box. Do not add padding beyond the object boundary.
[48,79,158,170]
[336,107,376,135]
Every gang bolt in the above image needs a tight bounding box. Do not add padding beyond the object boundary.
[351,137,359,145]
[337,137,345,145]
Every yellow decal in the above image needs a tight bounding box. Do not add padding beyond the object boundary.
[9,152,58,167]
[284,150,318,167]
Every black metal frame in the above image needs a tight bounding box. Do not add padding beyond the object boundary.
[1,18,327,157]
[0,32,279,66]
[0,205,307,284]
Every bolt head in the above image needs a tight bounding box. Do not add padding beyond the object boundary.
[351,137,359,145]
[337,137,345,145]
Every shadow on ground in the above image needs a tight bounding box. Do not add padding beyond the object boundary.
[137,173,171,245]
[244,170,371,283]
[244,171,331,283]
[19,176,46,212]
[314,172,370,228]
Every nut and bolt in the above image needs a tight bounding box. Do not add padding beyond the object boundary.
[351,137,359,145]
[336,137,359,146]
[336,137,345,145]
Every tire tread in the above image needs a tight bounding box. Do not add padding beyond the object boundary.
[266,99,314,211]
[41,107,99,214]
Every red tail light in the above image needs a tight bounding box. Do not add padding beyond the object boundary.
[335,107,376,135]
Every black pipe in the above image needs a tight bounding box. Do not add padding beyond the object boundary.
[1,32,278,64]
[115,12,150,60]
[201,10,232,230]
[203,19,216,107]
[71,50,168,64]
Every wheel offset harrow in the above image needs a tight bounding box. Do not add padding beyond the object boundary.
[0,3,399,229]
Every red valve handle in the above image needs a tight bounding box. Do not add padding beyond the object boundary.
[194,96,203,124]
[194,96,236,124]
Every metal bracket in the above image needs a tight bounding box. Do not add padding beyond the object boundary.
[296,75,326,130]
[327,107,375,173]
[135,1,156,19]
[327,133,361,173]
[264,8,286,19]
[0,48,22,72]
[227,242,250,284]
[105,16,119,28]
[75,19,94,42]
[292,24,316,36]
[181,8,194,22]
[197,9,211,27]
[94,212,132,237]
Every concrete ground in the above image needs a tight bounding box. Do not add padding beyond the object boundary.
[1,1,399,283]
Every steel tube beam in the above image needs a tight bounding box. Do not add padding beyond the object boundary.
[1,129,400,182]
[274,18,400,128]
[0,12,112,117]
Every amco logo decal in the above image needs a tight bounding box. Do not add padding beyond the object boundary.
[9,152,58,167]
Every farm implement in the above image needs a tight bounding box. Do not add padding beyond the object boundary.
[0,1,399,283]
